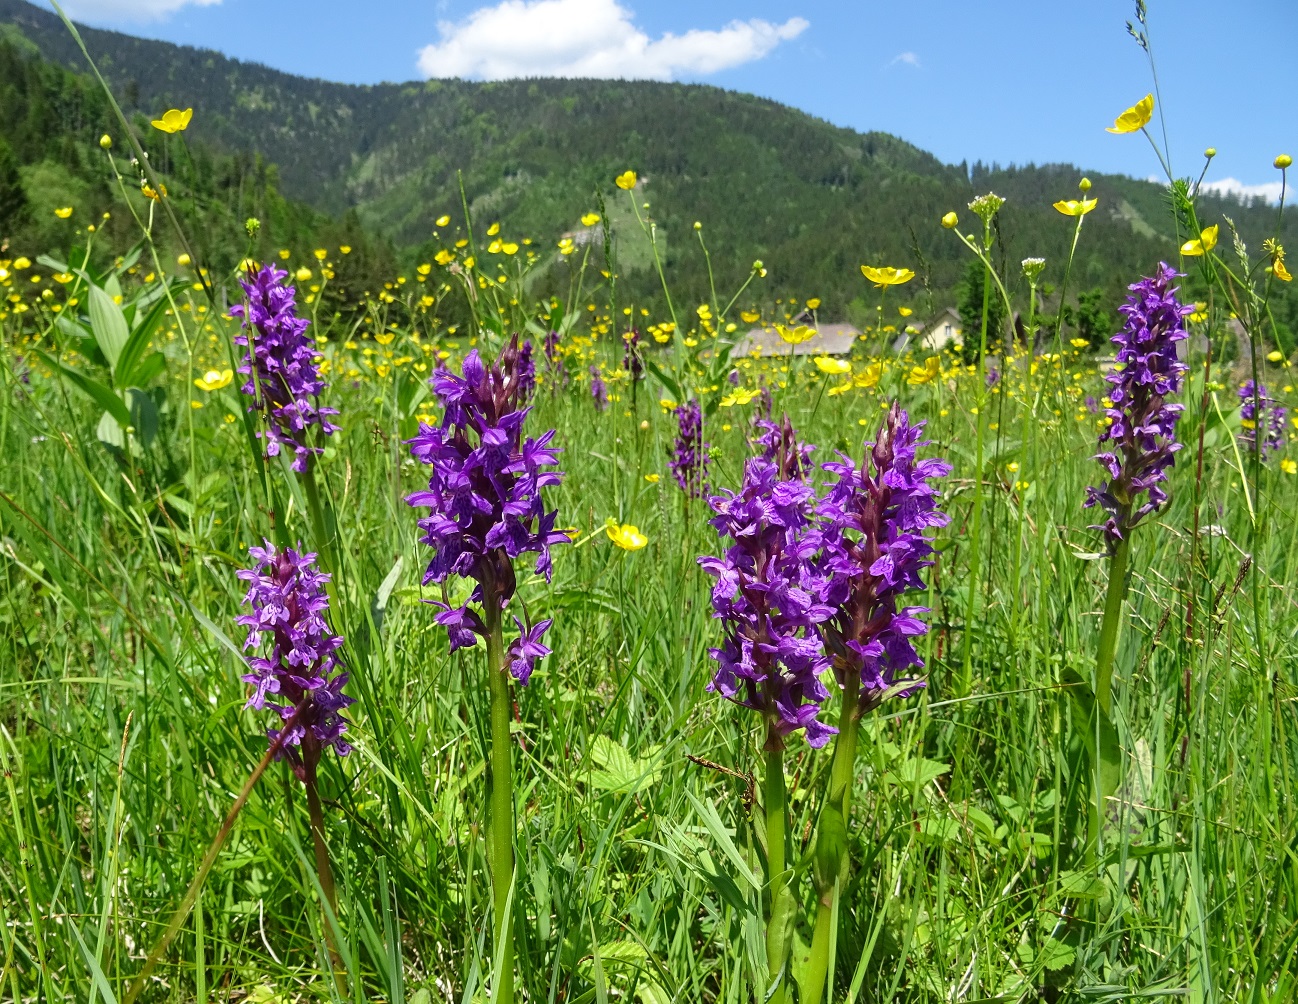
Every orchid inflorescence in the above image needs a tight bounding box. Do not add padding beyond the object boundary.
[406,336,568,684]
[1238,380,1287,461]
[1084,263,1190,549]
[237,541,353,771]
[231,263,339,472]
[699,406,949,747]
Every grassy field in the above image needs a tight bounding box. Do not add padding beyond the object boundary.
[2,24,1298,1003]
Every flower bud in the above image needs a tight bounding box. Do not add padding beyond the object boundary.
[99,134,112,149]
[1078,177,1092,192]
[941,211,958,229]
[1276,154,1293,170]
[245,217,261,237]
[1204,147,1216,158]
[177,253,192,267]
[693,221,702,230]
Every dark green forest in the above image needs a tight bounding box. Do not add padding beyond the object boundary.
[2,0,1294,336]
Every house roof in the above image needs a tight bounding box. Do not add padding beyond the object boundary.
[734,323,860,357]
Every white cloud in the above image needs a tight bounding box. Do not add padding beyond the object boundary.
[55,0,220,21]
[1200,176,1285,205]
[416,0,808,81]
[889,51,920,68]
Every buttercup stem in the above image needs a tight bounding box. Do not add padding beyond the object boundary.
[802,675,862,1004]
[485,598,516,1003]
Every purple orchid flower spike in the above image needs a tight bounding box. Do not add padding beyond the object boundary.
[816,403,951,712]
[230,263,339,472]
[1084,263,1190,550]
[236,541,353,771]
[671,398,710,497]
[406,334,568,682]
[1238,380,1286,460]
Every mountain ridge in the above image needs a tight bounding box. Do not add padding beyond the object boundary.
[3,0,1295,335]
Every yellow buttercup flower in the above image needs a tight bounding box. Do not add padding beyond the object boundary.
[907,356,941,385]
[1071,337,1089,348]
[54,207,73,219]
[581,212,601,226]
[1180,224,1219,257]
[740,309,760,323]
[295,267,312,282]
[1053,198,1098,216]
[776,324,816,345]
[605,519,648,551]
[193,368,233,392]
[615,170,637,190]
[339,245,352,254]
[941,212,958,229]
[805,297,821,310]
[719,387,761,407]
[1282,459,1297,475]
[313,248,327,261]
[898,306,913,317]
[1275,258,1293,282]
[860,265,915,288]
[435,215,451,227]
[854,362,883,389]
[435,249,455,265]
[814,356,851,375]
[644,473,660,483]
[151,107,193,133]
[1105,94,1154,134]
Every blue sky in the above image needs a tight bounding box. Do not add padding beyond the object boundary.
[47,0,1296,199]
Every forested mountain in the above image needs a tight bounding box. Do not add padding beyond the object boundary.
[2,0,1294,335]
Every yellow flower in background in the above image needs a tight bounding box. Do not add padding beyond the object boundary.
[898,306,913,317]
[375,331,396,345]
[1275,258,1293,282]
[615,170,638,190]
[941,211,958,229]
[151,107,193,133]
[814,356,851,375]
[860,265,915,287]
[1282,459,1297,475]
[1105,94,1154,134]
[193,368,233,392]
[740,309,760,323]
[1071,337,1089,348]
[295,267,312,282]
[238,257,258,272]
[907,356,941,385]
[435,215,451,227]
[854,362,883,388]
[313,248,327,261]
[141,182,167,201]
[501,242,519,255]
[1053,197,1098,216]
[339,245,352,254]
[658,397,678,411]
[1180,224,1219,257]
[435,249,455,265]
[644,473,660,483]
[606,519,648,550]
[177,253,192,267]
[806,297,821,310]
[54,207,73,219]
[776,324,816,344]
[557,237,575,256]
[581,212,601,226]
[719,387,761,407]
[486,222,500,236]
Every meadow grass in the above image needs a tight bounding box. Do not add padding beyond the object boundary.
[2,16,1297,1002]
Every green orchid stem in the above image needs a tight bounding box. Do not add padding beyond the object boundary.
[764,733,790,1004]
[1087,535,1130,868]
[485,600,516,1003]
[304,743,347,996]
[803,676,862,1004]
[125,708,303,1004]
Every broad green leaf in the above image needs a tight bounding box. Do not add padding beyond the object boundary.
[1061,667,1121,807]
[881,756,951,789]
[114,296,170,388]
[96,410,125,449]
[586,735,660,794]
[86,282,130,370]
[34,350,130,426]
[683,787,761,890]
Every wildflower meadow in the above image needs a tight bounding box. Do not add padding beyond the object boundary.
[2,4,1297,1002]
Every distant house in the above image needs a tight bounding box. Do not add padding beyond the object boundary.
[892,307,961,354]
[735,323,860,357]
